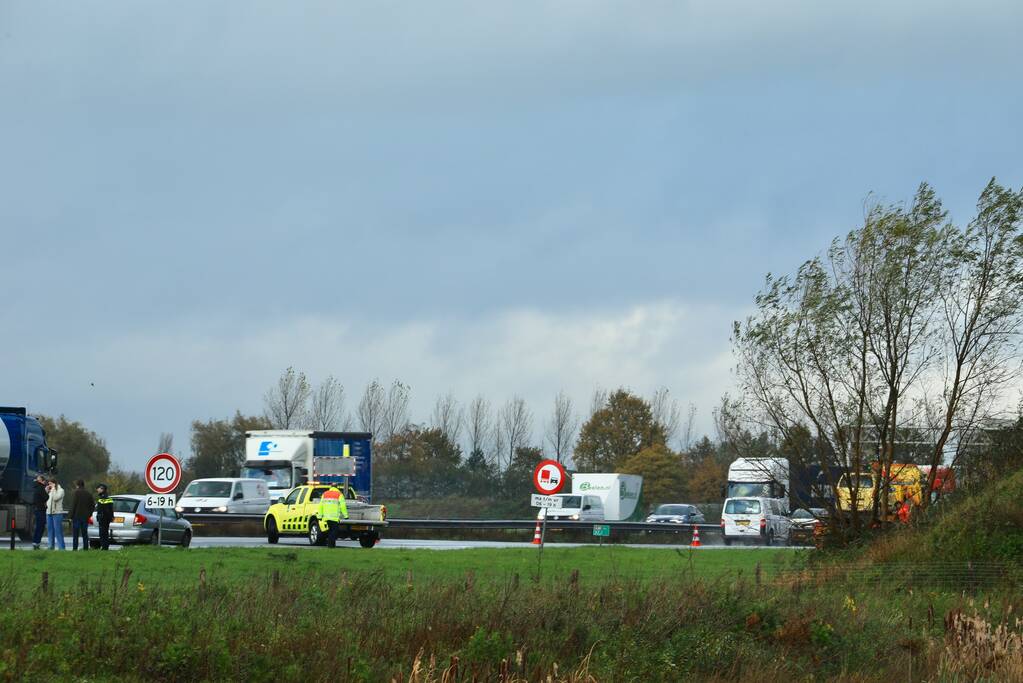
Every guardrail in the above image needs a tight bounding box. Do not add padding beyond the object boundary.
[181,513,721,534]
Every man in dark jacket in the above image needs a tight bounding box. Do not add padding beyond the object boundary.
[31,475,47,550]
[94,484,114,550]
[68,480,94,551]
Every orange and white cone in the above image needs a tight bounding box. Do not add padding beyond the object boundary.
[691,527,701,548]
[531,519,543,545]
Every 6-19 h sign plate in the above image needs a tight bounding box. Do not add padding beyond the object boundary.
[145,453,182,494]
[533,459,566,495]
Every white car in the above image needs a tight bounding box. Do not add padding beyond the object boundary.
[176,478,271,515]
[537,494,605,522]
[720,496,790,546]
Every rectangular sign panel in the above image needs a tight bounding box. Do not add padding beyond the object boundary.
[592,524,611,537]
[530,494,564,509]
[145,494,176,510]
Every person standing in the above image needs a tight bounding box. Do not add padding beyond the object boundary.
[68,480,94,551]
[45,476,66,550]
[317,485,348,548]
[95,484,114,550]
[31,474,47,550]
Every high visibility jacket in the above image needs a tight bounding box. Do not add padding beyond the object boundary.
[317,487,348,522]
[96,497,114,524]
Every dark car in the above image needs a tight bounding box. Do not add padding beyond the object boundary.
[788,507,827,546]
[645,504,706,526]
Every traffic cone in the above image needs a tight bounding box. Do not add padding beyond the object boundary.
[690,526,701,548]
[531,519,542,545]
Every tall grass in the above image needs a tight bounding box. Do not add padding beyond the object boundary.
[1,551,1020,682]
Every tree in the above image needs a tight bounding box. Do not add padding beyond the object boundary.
[157,432,174,455]
[102,466,147,495]
[188,412,270,478]
[380,380,411,440]
[686,456,728,503]
[573,389,666,472]
[465,395,493,466]
[374,427,462,499]
[544,391,578,464]
[263,367,311,429]
[431,393,463,445]
[503,445,543,493]
[497,397,533,471]
[357,380,386,436]
[36,415,111,486]
[649,387,682,447]
[617,444,686,508]
[311,375,348,431]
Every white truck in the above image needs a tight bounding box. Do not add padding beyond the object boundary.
[242,430,374,503]
[539,473,644,522]
[725,457,790,514]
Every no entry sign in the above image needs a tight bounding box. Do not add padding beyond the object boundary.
[145,452,182,494]
[532,459,567,495]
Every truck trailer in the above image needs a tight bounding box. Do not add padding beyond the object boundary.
[242,430,374,503]
[0,407,58,540]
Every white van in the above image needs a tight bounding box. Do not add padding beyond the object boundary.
[175,478,271,515]
[720,496,790,546]
[537,494,605,522]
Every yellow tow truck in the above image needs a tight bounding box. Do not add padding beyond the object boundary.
[263,483,387,548]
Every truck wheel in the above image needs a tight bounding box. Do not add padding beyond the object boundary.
[723,537,732,547]
[89,539,101,549]
[308,518,324,546]
[266,518,279,544]
[359,533,378,549]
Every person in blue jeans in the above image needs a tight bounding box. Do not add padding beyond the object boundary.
[44,476,66,550]
[31,474,48,550]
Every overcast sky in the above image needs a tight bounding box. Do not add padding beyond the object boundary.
[2,2,1021,469]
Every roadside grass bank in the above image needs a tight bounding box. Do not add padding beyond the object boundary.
[2,547,1021,681]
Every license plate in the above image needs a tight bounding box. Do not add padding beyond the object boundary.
[736,519,750,527]
[114,516,124,523]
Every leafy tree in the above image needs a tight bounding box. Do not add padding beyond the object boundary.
[503,445,543,494]
[573,389,666,472]
[686,456,728,503]
[188,412,270,479]
[36,415,111,486]
[375,427,462,498]
[617,444,686,507]
[101,466,147,495]
[461,447,496,498]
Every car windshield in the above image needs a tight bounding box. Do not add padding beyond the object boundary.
[655,505,692,516]
[112,498,139,513]
[241,466,292,488]
[725,500,761,515]
[727,482,774,498]
[183,481,232,498]
[557,496,582,508]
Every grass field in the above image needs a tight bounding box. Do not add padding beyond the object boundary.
[0,544,1019,682]
[1,545,799,591]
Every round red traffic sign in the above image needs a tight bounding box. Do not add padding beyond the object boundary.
[533,459,567,495]
[145,452,182,494]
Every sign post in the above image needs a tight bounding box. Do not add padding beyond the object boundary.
[531,459,567,579]
[145,453,181,548]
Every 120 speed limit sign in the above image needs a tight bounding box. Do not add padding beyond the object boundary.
[145,452,182,494]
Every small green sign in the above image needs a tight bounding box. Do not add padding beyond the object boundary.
[592,524,610,537]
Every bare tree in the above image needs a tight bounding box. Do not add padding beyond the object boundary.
[589,387,608,418]
[465,395,493,463]
[545,391,578,464]
[681,403,697,452]
[497,396,533,470]
[357,379,386,437]
[311,375,347,431]
[157,433,173,455]
[649,387,682,447]
[264,367,311,429]
[431,393,463,444]
[380,380,411,440]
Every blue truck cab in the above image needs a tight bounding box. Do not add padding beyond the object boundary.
[0,407,58,539]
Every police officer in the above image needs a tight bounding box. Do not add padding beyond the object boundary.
[317,485,348,548]
[95,484,114,550]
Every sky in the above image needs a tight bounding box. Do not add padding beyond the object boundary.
[2,1,1022,469]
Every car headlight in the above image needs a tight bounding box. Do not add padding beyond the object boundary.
[570,513,579,520]
[174,506,183,513]
[215,506,228,513]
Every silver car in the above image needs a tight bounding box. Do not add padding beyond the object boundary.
[88,495,193,547]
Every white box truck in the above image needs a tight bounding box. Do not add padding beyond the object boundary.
[538,473,644,522]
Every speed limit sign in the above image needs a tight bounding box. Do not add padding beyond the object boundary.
[145,452,182,494]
